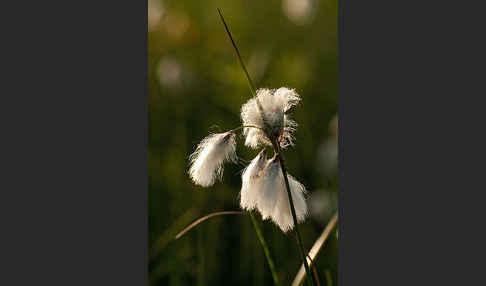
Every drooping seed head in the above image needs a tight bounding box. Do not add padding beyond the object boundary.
[188,131,237,187]
[240,149,268,210]
[256,157,282,220]
[245,155,308,232]
[270,174,308,232]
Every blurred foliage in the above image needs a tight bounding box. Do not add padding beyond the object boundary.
[148,0,338,285]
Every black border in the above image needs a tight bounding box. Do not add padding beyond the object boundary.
[2,1,148,285]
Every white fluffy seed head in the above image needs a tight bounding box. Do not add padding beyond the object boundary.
[240,87,301,149]
[241,91,268,148]
[257,158,282,220]
[240,149,267,210]
[188,131,237,187]
[273,87,301,113]
[247,156,308,232]
[244,128,267,149]
[270,174,308,232]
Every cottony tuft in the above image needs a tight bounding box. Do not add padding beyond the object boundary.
[240,149,267,210]
[188,131,236,187]
[241,87,300,149]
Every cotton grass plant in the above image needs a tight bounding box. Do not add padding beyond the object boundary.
[176,9,335,286]
[188,86,308,233]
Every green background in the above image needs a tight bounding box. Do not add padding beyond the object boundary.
[149,0,338,285]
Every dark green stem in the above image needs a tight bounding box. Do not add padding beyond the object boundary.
[249,212,280,286]
[217,8,269,131]
[276,145,316,286]
[217,8,256,96]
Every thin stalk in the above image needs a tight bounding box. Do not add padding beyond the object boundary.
[217,8,270,131]
[176,210,280,285]
[217,8,256,97]
[249,211,280,286]
[289,233,321,286]
[276,144,316,286]
[217,8,315,286]
[174,211,243,239]
[291,213,339,286]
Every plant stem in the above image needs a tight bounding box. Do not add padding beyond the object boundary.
[291,213,338,286]
[217,8,315,286]
[217,8,270,131]
[249,211,280,286]
[174,211,243,239]
[276,144,316,286]
[217,8,256,97]
[217,10,281,284]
